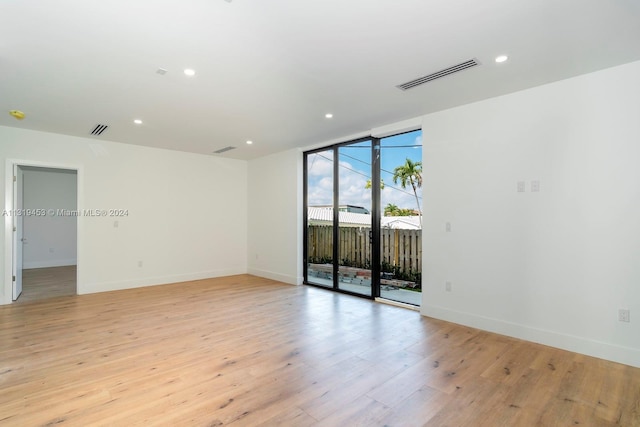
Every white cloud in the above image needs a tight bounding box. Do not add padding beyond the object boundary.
[307,152,333,177]
[381,185,421,212]
[308,155,372,208]
[338,167,371,207]
[308,176,333,205]
[307,151,422,212]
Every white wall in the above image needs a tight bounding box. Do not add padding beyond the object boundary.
[247,148,303,285]
[247,61,640,367]
[22,167,77,268]
[421,60,640,367]
[1,126,248,303]
[3,62,638,368]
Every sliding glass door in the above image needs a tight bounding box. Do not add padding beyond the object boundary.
[305,148,335,289]
[336,140,374,296]
[378,131,422,305]
[304,130,422,305]
[305,138,377,298]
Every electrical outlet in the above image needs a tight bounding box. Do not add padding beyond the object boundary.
[445,281,452,292]
[517,181,525,192]
[618,309,630,323]
[446,222,451,232]
[138,261,143,268]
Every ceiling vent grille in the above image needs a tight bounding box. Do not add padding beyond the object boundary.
[396,59,480,91]
[213,146,236,154]
[90,124,109,135]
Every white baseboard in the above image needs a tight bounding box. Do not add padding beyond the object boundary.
[78,268,247,295]
[421,304,640,368]
[23,259,77,269]
[247,267,302,285]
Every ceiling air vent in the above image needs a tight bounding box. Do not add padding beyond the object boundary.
[213,146,236,154]
[90,124,109,136]
[396,58,480,91]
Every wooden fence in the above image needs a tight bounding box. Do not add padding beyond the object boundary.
[307,225,422,276]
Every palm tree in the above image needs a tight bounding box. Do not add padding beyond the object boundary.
[384,203,400,216]
[364,178,384,190]
[392,158,423,227]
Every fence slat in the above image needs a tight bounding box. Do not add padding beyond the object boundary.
[308,225,421,279]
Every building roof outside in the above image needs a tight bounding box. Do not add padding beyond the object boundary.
[308,207,420,229]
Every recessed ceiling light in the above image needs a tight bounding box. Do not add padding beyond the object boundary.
[495,55,508,63]
[325,113,333,119]
[184,69,196,76]
[246,140,253,145]
[133,119,142,125]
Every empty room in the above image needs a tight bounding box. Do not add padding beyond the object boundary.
[1,1,639,426]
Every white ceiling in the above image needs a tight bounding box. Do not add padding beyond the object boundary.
[2,0,639,160]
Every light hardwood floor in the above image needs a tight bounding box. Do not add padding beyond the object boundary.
[17,266,77,303]
[0,275,638,426]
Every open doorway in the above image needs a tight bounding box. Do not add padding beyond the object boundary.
[12,166,78,303]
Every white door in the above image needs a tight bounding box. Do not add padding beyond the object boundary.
[12,165,23,300]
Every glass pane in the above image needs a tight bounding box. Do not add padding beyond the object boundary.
[306,150,334,288]
[337,141,372,296]
[379,130,422,306]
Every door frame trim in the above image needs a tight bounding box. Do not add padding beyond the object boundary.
[303,136,381,299]
[3,159,83,305]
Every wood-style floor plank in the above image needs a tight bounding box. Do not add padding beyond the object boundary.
[17,266,77,303]
[0,274,639,426]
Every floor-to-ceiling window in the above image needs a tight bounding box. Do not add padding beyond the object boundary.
[304,130,422,305]
[378,130,422,305]
[305,147,336,289]
[336,140,374,297]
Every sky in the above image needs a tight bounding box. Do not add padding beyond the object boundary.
[307,130,422,213]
